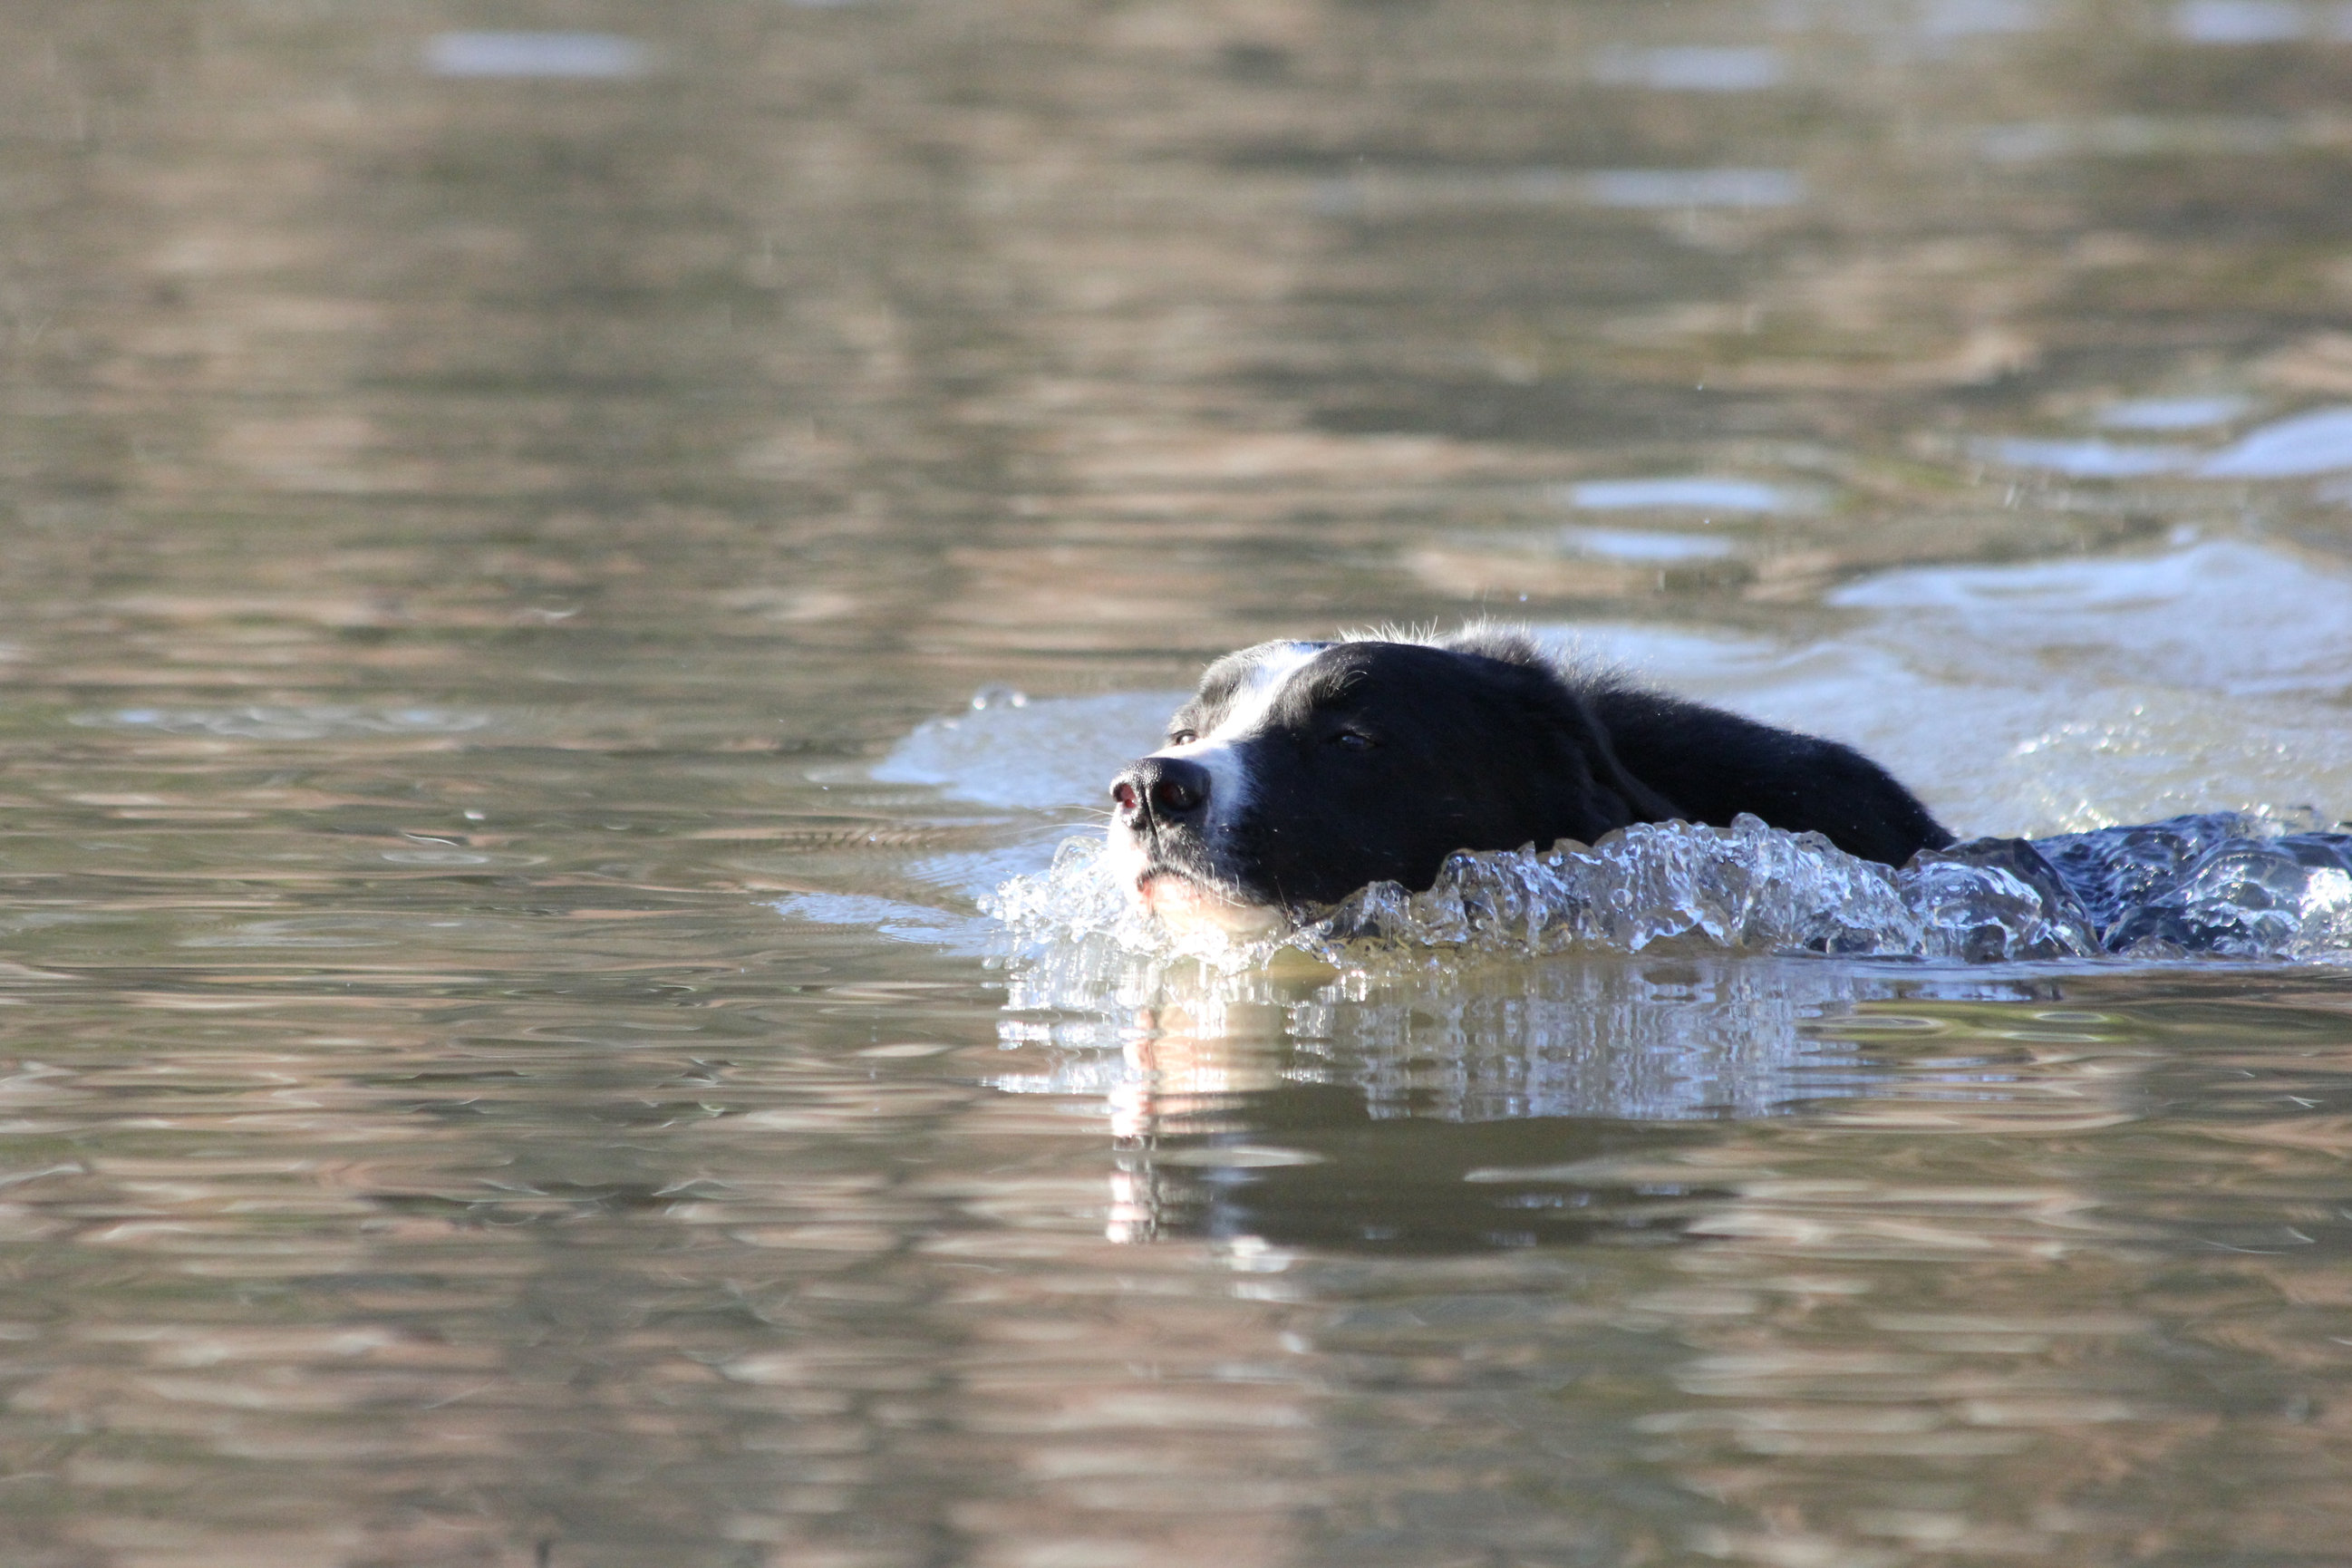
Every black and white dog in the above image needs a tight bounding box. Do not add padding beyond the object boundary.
[1108,626,1953,931]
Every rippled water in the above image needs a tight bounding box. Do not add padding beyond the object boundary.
[11,2,2352,1564]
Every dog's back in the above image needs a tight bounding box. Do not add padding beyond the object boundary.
[1582,681,1953,866]
[1436,625,1952,866]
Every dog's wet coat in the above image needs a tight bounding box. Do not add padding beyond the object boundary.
[1108,627,1953,920]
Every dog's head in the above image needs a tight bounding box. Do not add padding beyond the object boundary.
[1107,633,1668,928]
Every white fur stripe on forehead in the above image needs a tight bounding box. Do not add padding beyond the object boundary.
[1199,641,1324,744]
[1146,642,1323,834]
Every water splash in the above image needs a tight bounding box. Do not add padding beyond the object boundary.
[984,812,2352,978]
[2039,813,2352,957]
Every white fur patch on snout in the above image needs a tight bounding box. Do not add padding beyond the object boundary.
[1108,641,1324,915]
[1144,641,1322,835]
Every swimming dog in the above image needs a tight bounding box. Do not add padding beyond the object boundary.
[1107,626,1951,927]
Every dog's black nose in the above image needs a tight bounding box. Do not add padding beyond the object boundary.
[1110,757,1210,822]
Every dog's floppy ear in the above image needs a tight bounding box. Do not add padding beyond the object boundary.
[1438,628,1683,832]
[1524,668,1685,831]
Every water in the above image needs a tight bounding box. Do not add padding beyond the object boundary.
[10,1,2352,1563]
[987,808,2352,972]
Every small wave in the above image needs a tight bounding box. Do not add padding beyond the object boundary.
[983,812,2352,975]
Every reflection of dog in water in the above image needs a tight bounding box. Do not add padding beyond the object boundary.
[1099,956,1871,1250]
[1108,626,1951,932]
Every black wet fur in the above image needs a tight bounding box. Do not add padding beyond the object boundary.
[1122,629,1955,906]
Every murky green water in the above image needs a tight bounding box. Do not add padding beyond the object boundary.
[8,2,2352,1563]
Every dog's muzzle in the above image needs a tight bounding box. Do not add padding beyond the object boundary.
[1107,756,1282,934]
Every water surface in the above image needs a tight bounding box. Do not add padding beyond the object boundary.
[5,2,2352,1564]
